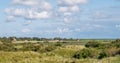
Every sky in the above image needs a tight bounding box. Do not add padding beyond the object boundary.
[0,0,120,38]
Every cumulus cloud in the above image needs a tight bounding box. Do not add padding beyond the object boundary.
[5,0,88,22]
[58,0,87,5]
[2,0,120,38]
[4,8,51,20]
[6,15,15,22]
[58,7,69,12]
[12,0,41,6]
[58,5,80,13]
[25,11,51,19]
[4,0,53,22]
[12,0,52,10]
[57,28,73,34]
[4,0,89,35]
[41,2,52,10]
[57,0,87,24]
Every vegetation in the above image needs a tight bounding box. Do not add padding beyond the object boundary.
[0,37,120,63]
[73,39,120,59]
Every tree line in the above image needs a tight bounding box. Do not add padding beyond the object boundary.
[0,37,78,42]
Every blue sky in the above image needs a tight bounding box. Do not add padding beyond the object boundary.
[0,0,120,38]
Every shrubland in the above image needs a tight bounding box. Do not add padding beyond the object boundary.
[73,39,120,59]
[0,38,120,63]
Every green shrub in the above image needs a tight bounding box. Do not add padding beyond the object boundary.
[45,45,56,52]
[111,39,120,48]
[54,43,62,47]
[73,49,91,59]
[0,43,17,51]
[22,43,44,52]
[85,41,101,48]
[98,51,107,59]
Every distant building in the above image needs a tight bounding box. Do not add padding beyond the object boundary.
[12,37,17,42]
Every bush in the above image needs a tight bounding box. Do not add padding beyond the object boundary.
[112,39,120,48]
[73,49,91,59]
[45,45,56,52]
[0,43,17,51]
[22,43,44,52]
[98,51,107,59]
[115,39,120,42]
[85,41,101,48]
[55,43,62,46]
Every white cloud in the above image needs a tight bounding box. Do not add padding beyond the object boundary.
[58,7,69,12]
[63,12,72,16]
[5,8,51,20]
[34,11,50,19]
[21,28,31,33]
[70,5,80,12]
[41,2,52,10]
[13,8,27,17]
[12,0,52,10]
[26,10,51,19]
[58,0,87,5]
[4,8,11,14]
[4,0,89,34]
[5,0,53,21]
[57,0,86,24]
[58,5,80,13]
[5,8,27,17]
[12,0,40,6]
[64,18,69,23]
[57,28,72,34]
[6,15,15,22]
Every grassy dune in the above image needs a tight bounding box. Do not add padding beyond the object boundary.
[0,51,120,63]
[0,39,120,63]
[0,43,120,63]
